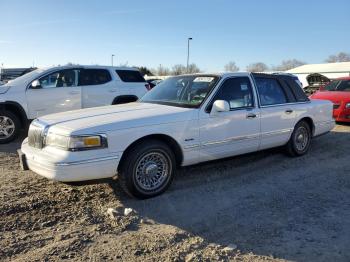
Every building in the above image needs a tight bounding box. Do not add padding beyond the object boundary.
[0,67,37,83]
[286,62,350,88]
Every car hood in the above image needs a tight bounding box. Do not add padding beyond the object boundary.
[310,91,350,103]
[38,102,197,134]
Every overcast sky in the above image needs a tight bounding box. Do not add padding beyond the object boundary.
[1,0,349,71]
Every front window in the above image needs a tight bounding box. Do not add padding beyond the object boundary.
[210,77,254,110]
[37,69,79,88]
[141,75,219,108]
[325,80,350,91]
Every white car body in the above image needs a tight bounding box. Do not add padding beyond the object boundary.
[20,72,335,184]
[0,65,148,120]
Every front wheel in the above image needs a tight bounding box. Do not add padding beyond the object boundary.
[0,110,21,144]
[118,139,176,199]
[286,121,312,157]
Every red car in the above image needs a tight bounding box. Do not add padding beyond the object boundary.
[310,77,350,122]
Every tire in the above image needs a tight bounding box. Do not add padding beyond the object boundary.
[118,139,176,199]
[286,120,312,157]
[0,110,21,144]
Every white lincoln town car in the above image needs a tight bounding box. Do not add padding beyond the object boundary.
[19,72,335,198]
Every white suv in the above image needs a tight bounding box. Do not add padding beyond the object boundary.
[0,65,149,143]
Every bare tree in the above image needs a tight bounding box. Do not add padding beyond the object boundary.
[273,59,306,71]
[187,63,201,74]
[172,64,187,75]
[153,64,170,76]
[325,52,350,63]
[224,61,240,72]
[137,66,153,76]
[246,62,268,72]
[151,63,200,76]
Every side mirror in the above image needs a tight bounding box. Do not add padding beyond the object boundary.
[211,100,230,114]
[31,80,42,89]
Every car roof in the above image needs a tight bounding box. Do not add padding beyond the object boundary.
[39,65,140,71]
[176,72,299,79]
[174,72,252,78]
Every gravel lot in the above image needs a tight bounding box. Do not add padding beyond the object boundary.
[1,124,350,261]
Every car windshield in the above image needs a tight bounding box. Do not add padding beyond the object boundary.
[325,80,350,91]
[4,68,47,86]
[141,75,219,108]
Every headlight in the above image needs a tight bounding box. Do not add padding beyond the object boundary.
[45,133,107,151]
[346,103,350,109]
[45,133,69,149]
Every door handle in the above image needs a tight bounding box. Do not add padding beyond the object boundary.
[246,113,257,119]
[69,91,80,95]
[109,89,117,93]
[285,109,293,114]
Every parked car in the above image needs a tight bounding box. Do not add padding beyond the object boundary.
[303,73,331,96]
[19,73,335,199]
[146,79,162,89]
[0,67,37,83]
[0,65,149,143]
[310,77,350,122]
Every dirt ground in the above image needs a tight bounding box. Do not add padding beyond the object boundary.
[1,124,350,262]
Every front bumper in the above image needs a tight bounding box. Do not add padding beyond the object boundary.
[334,109,350,122]
[19,139,121,182]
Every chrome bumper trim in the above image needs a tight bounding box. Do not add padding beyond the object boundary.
[55,155,119,167]
[202,134,260,147]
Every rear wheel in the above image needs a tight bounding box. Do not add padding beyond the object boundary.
[286,120,312,156]
[0,110,21,144]
[118,139,176,199]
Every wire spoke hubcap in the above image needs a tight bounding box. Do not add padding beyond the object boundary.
[295,126,309,151]
[135,152,169,191]
[0,116,15,139]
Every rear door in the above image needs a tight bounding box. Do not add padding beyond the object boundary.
[115,69,148,99]
[253,74,296,150]
[26,69,81,119]
[79,68,115,108]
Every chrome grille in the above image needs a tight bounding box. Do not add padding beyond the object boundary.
[28,122,45,149]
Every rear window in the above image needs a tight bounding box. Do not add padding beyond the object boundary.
[255,77,287,106]
[283,78,309,102]
[116,70,145,82]
[79,69,112,86]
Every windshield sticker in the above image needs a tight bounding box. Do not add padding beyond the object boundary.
[193,77,215,82]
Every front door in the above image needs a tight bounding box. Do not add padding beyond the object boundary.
[26,69,81,119]
[199,76,261,161]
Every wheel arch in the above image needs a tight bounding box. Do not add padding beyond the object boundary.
[112,95,138,105]
[0,101,28,128]
[296,116,315,136]
[118,134,184,170]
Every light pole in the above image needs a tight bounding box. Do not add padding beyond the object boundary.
[111,54,115,66]
[186,37,192,73]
